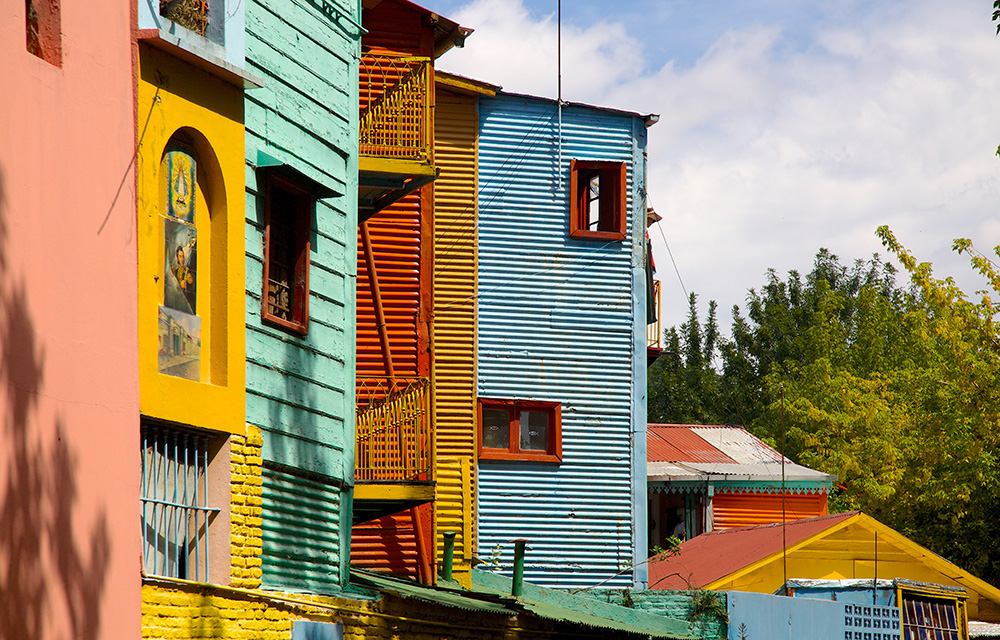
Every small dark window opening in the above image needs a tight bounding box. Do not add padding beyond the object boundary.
[569,159,627,241]
[25,0,61,66]
[160,0,210,37]
[262,175,311,335]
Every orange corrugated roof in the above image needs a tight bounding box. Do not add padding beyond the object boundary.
[647,424,738,463]
[647,512,859,590]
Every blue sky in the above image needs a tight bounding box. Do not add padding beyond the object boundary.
[421,0,1000,336]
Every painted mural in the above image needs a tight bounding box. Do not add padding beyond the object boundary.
[164,149,196,223]
[164,218,197,314]
[158,305,201,381]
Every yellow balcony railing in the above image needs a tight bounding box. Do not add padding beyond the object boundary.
[355,376,432,482]
[648,280,662,349]
[359,54,432,162]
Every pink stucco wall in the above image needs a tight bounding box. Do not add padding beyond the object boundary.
[0,2,140,639]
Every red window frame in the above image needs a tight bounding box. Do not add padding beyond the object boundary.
[477,398,562,463]
[261,174,311,335]
[569,159,627,241]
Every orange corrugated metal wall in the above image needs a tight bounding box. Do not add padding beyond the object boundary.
[362,1,429,58]
[350,512,420,579]
[432,87,479,576]
[711,492,829,530]
[355,192,422,380]
[351,0,435,578]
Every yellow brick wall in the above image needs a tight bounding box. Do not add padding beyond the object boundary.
[229,427,264,589]
[141,580,560,640]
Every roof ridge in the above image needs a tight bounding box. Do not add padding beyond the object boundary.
[699,511,860,536]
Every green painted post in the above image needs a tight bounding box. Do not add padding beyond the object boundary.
[442,532,456,581]
[512,539,526,597]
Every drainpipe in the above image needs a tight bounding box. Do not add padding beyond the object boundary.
[360,221,394,381]
[442,532,456,581]
[512,539,527,597]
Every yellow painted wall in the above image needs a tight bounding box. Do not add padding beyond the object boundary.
[432,86,481,584]
[707,516,1000,622]
[137,44,245,435]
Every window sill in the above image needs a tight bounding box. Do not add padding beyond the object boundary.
[138,28,264,89]
[569,228,626,242]
[479,450,562,464]
[262,314,309,337]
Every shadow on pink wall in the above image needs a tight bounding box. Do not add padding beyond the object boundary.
[0,165,111,640]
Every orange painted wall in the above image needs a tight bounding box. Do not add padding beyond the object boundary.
[0,3,140,640]
[712,492,828,530]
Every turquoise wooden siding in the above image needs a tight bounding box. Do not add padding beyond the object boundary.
[261,466,345,593]
[476,94,649,589]
[244,0,360,591]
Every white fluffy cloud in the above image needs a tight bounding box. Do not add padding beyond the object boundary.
[437,0,1000,331]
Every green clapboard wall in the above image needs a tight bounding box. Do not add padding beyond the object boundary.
[244,0,360,593]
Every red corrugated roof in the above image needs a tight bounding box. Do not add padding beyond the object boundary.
[647,424,738,463]
[647,512,859,590]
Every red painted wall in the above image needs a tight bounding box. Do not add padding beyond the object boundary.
[0,3,140,639]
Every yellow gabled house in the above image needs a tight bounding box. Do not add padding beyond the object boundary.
[649,511,1000,623]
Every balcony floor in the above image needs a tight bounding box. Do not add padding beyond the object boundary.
[352,480,435,524]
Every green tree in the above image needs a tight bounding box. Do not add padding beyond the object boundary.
[649,240,1000,583]
[717,249,904,432]
[647,293,724,424]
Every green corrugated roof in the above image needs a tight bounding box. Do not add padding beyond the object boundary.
[471,569,698,639]
[351,569,700,639]
[350,570,513,614]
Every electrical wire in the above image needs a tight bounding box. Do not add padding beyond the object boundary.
[646,194,688,300]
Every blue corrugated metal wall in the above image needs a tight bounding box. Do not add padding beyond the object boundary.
[244,0,360,592]
[476,94,647,589]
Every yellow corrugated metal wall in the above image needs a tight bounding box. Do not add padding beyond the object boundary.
[712,492,828,530]
[432,86,479,583]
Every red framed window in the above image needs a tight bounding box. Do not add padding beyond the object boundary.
[478,398,562,462]
[569,159,627,241]
[262,174,311,334]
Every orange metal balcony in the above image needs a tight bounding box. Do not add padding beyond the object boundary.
[353,376,434,523]
[360,54,432,162]
[358,54,439,220]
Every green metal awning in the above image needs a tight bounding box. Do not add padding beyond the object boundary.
[256,150,342,199]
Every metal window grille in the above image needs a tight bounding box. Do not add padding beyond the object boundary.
[901,595,960,640]
[140,423,219,581]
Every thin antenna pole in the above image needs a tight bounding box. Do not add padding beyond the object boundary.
[557,0,563,188]
[873,531,878,605]
[781,383,788,593]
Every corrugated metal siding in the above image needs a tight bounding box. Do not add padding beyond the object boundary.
[647,426,738,463]
[350,511,420,579]
[477,95,643,588]
[352,194,423,577]
[436,457,474,561]
[362,1,429,57]
[356,192,421,380]
[691,426,785,464]
[433,88,479,564]
[261,466,344,593]
[245,0,357,589]
[712,492,828,530]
